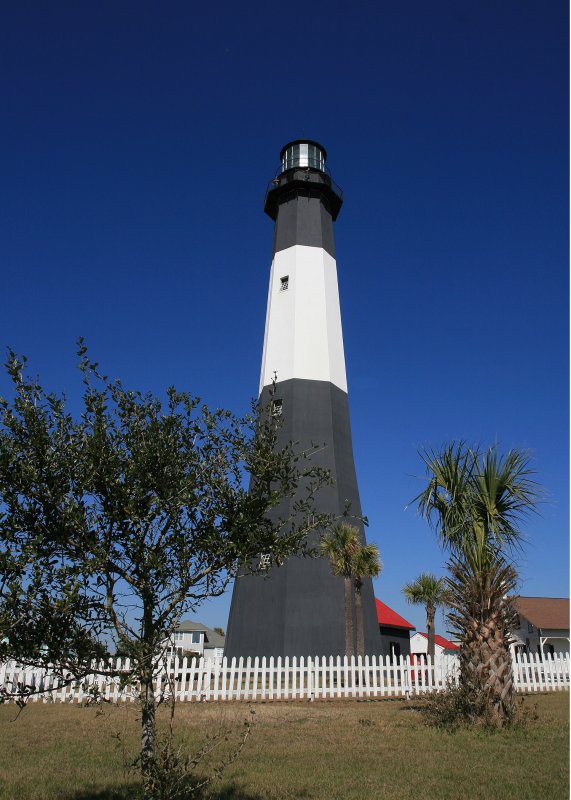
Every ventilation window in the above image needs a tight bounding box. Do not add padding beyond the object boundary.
[271,399,283,417]
[259,553,271,571]
[280,275,289,291]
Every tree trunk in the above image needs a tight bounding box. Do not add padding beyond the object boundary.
[446,554,518,725]
[426,603,436,660]
[459,613,516,723]
[140,672,157,795]
[354,578,365,658]
[344,576,354,658]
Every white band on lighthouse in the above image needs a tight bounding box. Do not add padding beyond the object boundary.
[259,244,348,394]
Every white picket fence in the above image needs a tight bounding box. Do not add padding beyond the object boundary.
[1,650,568,704]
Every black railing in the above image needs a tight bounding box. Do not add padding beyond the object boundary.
[265,167,343,201]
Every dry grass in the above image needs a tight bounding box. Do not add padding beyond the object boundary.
[0,693,568,800]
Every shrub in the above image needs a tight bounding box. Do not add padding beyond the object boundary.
[415,681,533,731]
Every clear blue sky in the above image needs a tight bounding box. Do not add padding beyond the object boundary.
[2,1,568,636]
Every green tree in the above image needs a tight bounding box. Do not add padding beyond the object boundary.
[352,542,382,658]
[0,346,332,796]
[413,442,540,723]
[402,573,448,659]
[320,524,381,658]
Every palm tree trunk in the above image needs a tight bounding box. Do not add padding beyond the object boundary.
[447,555,518,724]
[354,578,365,658]
[426,603,436,660]
[460,616,515,722]
[344,576,354,658]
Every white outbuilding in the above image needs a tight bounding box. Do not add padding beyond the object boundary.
[410,632,459,656]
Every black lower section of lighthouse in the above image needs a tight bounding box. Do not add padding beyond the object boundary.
[225,379,380,657]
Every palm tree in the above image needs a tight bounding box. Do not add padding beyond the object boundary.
[352,543,382,658]
[321,525,382,658]
[402,573,448,660]
[413,442,540,723]
[320,524,359,658]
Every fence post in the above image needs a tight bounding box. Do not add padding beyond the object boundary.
[236,657,243,701]
[334,656,341,699]
[268,656,274,701]
[260,657,266,701]
[219,656,226,702]
[254,656,261,701]
[228,657,236,701]
[276,656,282,700]
[403,655,411,699]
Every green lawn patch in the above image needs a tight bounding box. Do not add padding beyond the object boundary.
[0,694,567,799]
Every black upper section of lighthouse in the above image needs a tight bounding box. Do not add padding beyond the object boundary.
[264,140,343,259]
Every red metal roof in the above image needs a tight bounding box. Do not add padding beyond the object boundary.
[418,632,459,651]
[376,599,416,630]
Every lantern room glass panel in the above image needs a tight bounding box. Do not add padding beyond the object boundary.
[281,142,326,173]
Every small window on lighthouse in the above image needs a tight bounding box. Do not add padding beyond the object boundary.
[259,553,271,571]
[280,275,289,291]
[271,399,283,417]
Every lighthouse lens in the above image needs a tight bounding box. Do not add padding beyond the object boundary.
[281,142,325,173]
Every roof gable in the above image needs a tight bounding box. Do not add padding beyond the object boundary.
[417,632,459,650]
[205,630,225,648]
[176,620,209,633]
[175,620,225,648]
[376,599,415,630]
[514,597,569,630]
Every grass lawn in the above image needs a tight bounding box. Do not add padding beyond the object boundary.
[0,693,568,800]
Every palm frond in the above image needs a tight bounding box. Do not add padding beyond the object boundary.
[320,524,359,577]
[402,572,449,606]
[473,447,541,552]
[321,525,382,583]
[412,442,540,563]
[352,543,382,579]
[412,442,479,552]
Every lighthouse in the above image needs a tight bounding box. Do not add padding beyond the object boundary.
[225,140,380,658]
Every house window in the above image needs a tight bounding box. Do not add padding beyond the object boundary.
[528,622,534,633]
[280,275,289,291]
[271,399,283,417]
[191,632,201,644]
[174,631,184,642]
[259,553,271,571]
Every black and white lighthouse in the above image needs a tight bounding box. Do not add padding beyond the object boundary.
[225,140,379,658]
